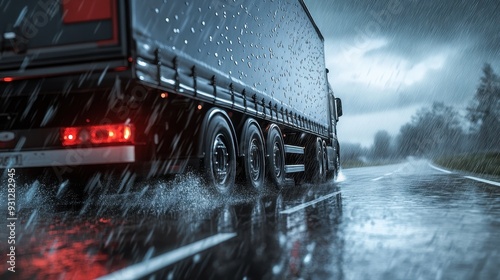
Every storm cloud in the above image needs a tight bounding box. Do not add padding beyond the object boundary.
[304,0,500,145]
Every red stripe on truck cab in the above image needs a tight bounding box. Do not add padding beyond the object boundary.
[62,0,112,23]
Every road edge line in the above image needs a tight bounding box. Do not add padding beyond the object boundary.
[97,233,237,280]
[464,176,500,187]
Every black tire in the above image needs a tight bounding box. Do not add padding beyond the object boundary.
[242,122,266,191]
[306,137,325,183]
[322,140,328,180]
[316,138,326,183]
[266,125,286,189]
[327,147,340,180]
[334,149,340,178]
[203,115,236,195]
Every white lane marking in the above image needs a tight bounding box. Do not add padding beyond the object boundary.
[371,166,405,181]
[427,163,500,187]
[464,176,500,187]
[428,164,453,174]
[371,176,384,181]
[97,233,237,280]
[280,191,341,215]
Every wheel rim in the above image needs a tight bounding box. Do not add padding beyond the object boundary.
[212,133,230,186]
[273,140,283,178]
[336,154,340,171]
[322,142,328,175]
[317,141,324,176]
[249,138,262,182]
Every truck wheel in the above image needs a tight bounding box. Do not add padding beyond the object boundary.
[204,115,236,195]
[266,125,285,189]
[306,137,325,183]
[317,138,326,182]
[243,123,266,191]
[326,146,340,180]
[322,140,328,179]
[334,150,340,178]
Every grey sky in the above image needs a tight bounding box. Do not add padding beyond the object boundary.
[304,0,500,146]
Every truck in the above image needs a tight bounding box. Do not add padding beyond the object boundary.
[0,0,342,195]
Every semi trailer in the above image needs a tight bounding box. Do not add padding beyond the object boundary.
[0,0,342,194]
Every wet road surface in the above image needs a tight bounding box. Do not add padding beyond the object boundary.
[1,159,500,279]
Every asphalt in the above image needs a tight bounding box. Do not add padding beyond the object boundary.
[1,159,499,279]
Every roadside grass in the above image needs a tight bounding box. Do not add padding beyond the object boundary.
[434,152,500,176]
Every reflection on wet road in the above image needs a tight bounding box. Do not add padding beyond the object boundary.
[1,159,499,279]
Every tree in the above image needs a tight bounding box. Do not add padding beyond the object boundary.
[341,142,368,163]
[397,123,425,157]
[371,130,392,159]
[397,102,464,157]
[467,63,500,151]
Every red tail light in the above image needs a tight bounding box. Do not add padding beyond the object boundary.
[61,124,134,147]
